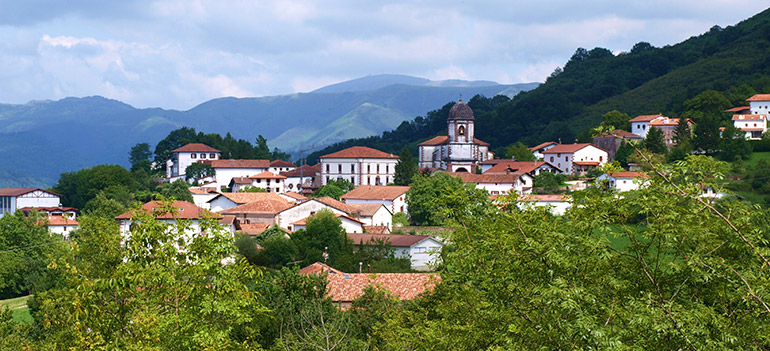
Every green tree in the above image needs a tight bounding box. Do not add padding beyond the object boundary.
[644,126,667,154]
[532,171,568,193]
[600,110,631,131]
[291,209,351,267]
[718,124,752,161]
[674,117,692,145]
[614,140,635,167]
[683,89,732,116]
[128,143,152,172]
[154,179,194,203]
[52,164,138,209]
[310,179,355,200]
[238,185,267,193]
[394,146,418,186]
[184,162,214,183]
[406,172,490,226]
[692,113,722,154]
[392,212,409,227]
[504,142,536,161]
[254,135,271,159]
[153,127,198,169]
[82,185,136,219]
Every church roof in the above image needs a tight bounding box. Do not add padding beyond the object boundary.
[417,135,489,146]
[448,100,474,120]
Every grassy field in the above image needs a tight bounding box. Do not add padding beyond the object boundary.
[0,295,33,323]
[745,151,770,167]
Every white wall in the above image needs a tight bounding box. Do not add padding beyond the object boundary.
[320,158,398,186]
[517,201,572,216]
[213,167,268,189]
[632,121,650,138]
[48,224,78,240]
[409,238,443,270]
[208,196,239,213]
[750,100,770,115]
[277,200,346,231]
[192,193,218,210]
[16,191,61,209]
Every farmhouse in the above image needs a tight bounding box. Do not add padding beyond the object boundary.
[0,188,63,218]
[341,185,410,215]
[541,143,608,174]
[165,143,221,181]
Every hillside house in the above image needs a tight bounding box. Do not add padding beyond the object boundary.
[320,146,399,186]
[732,114,766,140]
[348,233,443,270]
[165,143,221,181]
[300,262,440,308]
[629,114,666,138]
[592,129,642,162]
[280,164,321,194]
[276,196,377,232]
[340,185,409,215]
[0,188,63,218]
[596,172,650,192]
[189,187,220,210]
[268,160,296,174]
[38,215,80,240]
[214,193,293,225]
[115,200,225,236]
[541,143,608,174]
[418,99,493,172]
[203,159,270,190]
[346,203,393,229]
[229,171,287,193]
[528,141,558,160]
[449,172,533,195]
[649,116,691,148]
[747,94,770,116]
[482,160,559,177]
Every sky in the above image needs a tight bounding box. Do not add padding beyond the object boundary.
[0,1,767,110]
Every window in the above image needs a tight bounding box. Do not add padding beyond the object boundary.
[256,179,261,183]
[200,153,206,159]
[643,125,646,130]
[288,183,293,189]
[338,165,342,173]
[326,164,330,173]
[210,153,216,158]
[564,156,568,161]
[191,153,197,159]
[376,164,380,173]
[386,165,389,173]
[458,125,465,136]
[351,164,355,173]
[550,156,554,162]
[367,165,371,173]
[414,247,426,253]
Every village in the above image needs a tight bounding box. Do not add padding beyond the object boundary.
[1,94,766,308]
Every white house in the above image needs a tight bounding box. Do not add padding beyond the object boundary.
[516,194,572,216]
[189,188,220,210]
[319,146,399,186]
[204,159,270,190]
[449,172,534,196]
[348,233,443,270]
[276,196,377,233]
[291,213,364,234]
[482,160,560,176]
[280,164,321,194]
[747,94,770,116]
[340,185,410,215]
[39,215,79,240]
[418,99,494,172]
[527,142,558,160]
[541,143,608,174]
[207,192,291,213]
[165,143,221,181]
[115,200,224,236]
[346,203,393,230]
[732,114,766,140]
[596,172,650,192]
[648,116,692,148]
[629,114,665,139]
[268,160,296,175]
[278,192,308,204]
[229,171,287,193]
[0,188,62,218]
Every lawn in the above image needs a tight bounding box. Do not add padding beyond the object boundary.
[0,295,33,323]
[745,151,770,167]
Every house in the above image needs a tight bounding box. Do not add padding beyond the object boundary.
[482,160,559,177]
[278,192,308,204]
[418,99,494,172]
[189,187,220,210]
[448,172,534,196]
[596,172,650,192]
[214,193,293,226]
[115,200,223,236]
[516,194,572,216]
[203,159,270,191]
[747,94,770,116]
[731,114,766,140]
[340,185,410,215]
[346,203,393,229]
[291,213,364,233]
[541,143,608,174]
[208,192,290,213]
[229,171,287,193]
[348,233,443,270]
[165,143,221,181]
[629,114,666,138]
[38,215,79,240]
[268,159,296,175]
[19,206,78,219]
[276,196,369,232]
[300,262,440,308]
[0,188,63,218]
[592,129,642,162]
[648,116,691,148]
[280,164,322,194]
[528,141,558,160]
[320,146,399,186]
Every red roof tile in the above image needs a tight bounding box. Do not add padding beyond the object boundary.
[725,106,751,112]
[280,192,308,201]
[205,159,270,169]
[115,201,219,220]
[249,171,287,179]
[299,262,344,275]
[649,117,681,126]
[270,160,295,167]
[609,172,649,179]
[325,272,440,302]
[600,129,642,139]
[280,164,321,177]
[240,223,271,236]
[346,203,386,217]
[747,94,770,102]
[541,143,601,154]
[628,114,664,122]
[38,216,79,226]
[483,161,554,175]
[732,114,766,121]
[0,188,60,197]
[313,197,361,214]
[341,185,409,201]
[448,172,526,184]
[528,141,557,151]
[171,143,221,153]
[216,194,293,214]
[320,146,399,159]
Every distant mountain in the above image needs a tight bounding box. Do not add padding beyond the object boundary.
[0,76,538,187]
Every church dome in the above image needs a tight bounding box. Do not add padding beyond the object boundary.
[448,99,474,120]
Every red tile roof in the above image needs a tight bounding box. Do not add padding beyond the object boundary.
[325,272,440,303]
[346,203,386,217]
[628,114,664,122]
[363,225,390,234]
[0,188,60,197]
[38,216,79,226]
[249,171,287,179]
[270,160,295,167]
[299,262,344,275]
[573,161,600,166]
[609,172,649,179]
[240,223,271,236]
[19,206,78,213]
[115,201,219,220]
[320,146,399,159]
[448,172,525,184]
[341,185,410,201]
[216,194,293,214]
[483,161,554,175]
[739,128,766,132]
[230,177,252,185]
[314,196,361,214]
[417,135,490,147]
[528,141,557,151]
[205,159,270,169]
[171,143,221,153]
[189,188,219,195]
[746,94,770,102]
[649,117,681,126]
[732,114,766,121]
[541,143,602,154]
[348,233,432,247]
[280,164,321,177]
[725,106,751,112]
[280,192,308,201]
[600,129,642,139]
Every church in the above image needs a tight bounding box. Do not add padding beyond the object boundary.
[418,99,494,172]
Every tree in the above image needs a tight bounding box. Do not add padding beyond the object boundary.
[378,154,770,349]
[674,117,692,145]
[153,127,198,170]
[718,124,752,161]
[406,172,491,226]
[291,209,351,267]
[683,89,732,116]
[153,179,194,203]
[184,162,214,182]
[600,110,631,131]
[129,143,153,173]
[394,146,418,186]
[614,141,634,167]
[310,179,354,200]
[254,135,271,159]
[82,185,136,219]
[52,164,138,209]
[238,185,267,193]
[644,126,667,154]
[392,212,409,227]
[34,201,269,349]
[504,142,536,161]
[532,172,568,193]
[692,113,722,154]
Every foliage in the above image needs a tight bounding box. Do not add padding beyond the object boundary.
[643,126,667,154]
[291,210,352,267]
[600,110,631,131]
[129,142,153,173]
[692,113,722,154]
[184,162,214,182]
[234,233,261,265]
[350,285,400,347]
[392,212,409,227]
[238,185,267,193]
[254,135,271,160]
[406,172,491,226]
[154,179,194,203]
[718,124,753,161]
[33,200,269,349]
[0,211,66,299]
[394,146,418,186]
[310,179,355,200]
[614,140,635,167]
[52,164,138,209]
[504,141,536,161]
[532,171,568,193]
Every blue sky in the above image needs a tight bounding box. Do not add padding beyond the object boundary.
[0,1,767,110]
